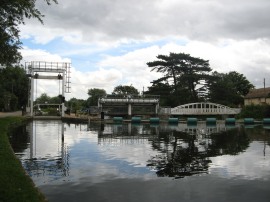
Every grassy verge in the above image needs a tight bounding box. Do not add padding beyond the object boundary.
[0,117,46,202]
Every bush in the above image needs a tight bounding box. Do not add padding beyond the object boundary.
[47,108,60,116]
[238,104,270,119]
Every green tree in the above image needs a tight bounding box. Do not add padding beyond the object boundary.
[145,79,175,106]
[87,88,106,106]
[208,71,254,106]
[67,97,86,113]
[112,85,139,96]
[50,95,61,104]
[35,93,65,104]
[35,93,51,104]
[0,0,57,66]
[147,52,212,105]
[0,66,28,111]
[147,54,179,93]
[226,71,254,96]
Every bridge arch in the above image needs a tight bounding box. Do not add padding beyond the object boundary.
[170,102,241,115]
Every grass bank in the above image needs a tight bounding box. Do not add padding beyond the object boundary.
[0,117,46,202]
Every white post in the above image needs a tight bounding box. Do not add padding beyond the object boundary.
[61,70,66,117]
[128,103,132,117]
[98,98,100,108]
[30,74,34,117]
[61,122,64,141]
[29,122,33,159]
[128,123,131,135]
[155,103,159,115]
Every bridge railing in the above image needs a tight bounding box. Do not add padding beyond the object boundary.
[171,108,241,115]
[167,102,241,115]
[25,61,70,73]
[99,94,160,104]
[104,94,160,99]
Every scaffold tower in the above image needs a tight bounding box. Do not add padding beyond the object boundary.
[25,61,71,117]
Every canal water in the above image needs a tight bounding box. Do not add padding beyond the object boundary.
[10,120,270,202]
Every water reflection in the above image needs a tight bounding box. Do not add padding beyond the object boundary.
[97,122,251,178]
[11,121,270,180]
[11,121,70,181]
[10,120,270,202]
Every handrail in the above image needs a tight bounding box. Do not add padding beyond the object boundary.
[169,102,241,115]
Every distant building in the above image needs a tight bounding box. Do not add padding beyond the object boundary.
[244,87,270,105]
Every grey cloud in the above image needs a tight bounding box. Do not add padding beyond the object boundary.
[33,0,270,43]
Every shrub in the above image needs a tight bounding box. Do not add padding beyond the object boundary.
[238,104,270,119]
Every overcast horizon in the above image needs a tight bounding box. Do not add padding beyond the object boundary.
[19,0,270,100]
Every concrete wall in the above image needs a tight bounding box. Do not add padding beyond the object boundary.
[244,98,270,106]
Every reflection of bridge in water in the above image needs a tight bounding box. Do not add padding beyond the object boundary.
[98,122,238,145]
[97,122,250,178]
[24,121,69,179]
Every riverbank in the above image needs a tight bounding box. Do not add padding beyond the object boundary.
[0,116,46,202]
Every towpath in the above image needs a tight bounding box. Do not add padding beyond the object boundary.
[0,111,22,117]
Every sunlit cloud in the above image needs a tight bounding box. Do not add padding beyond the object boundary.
[18,0,270,101]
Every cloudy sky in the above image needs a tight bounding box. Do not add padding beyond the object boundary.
[20,0,270,100]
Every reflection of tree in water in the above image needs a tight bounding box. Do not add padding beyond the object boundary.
[208,126,250,156]
[9,124,29,153]
[147,126,250,179]
[247,126,270,146]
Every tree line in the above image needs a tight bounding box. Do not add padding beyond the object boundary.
[0,52,254,112]
[81,52,254,110]
[0,66,28,111]
[145,52,254,107]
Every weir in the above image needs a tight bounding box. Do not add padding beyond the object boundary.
[98,95,160,116]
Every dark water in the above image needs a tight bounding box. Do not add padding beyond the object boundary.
[10,120,270,202]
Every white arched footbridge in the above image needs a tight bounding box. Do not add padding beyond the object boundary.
[163,102,241,115]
